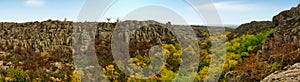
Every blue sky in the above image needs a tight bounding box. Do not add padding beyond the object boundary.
[0,0,299,25]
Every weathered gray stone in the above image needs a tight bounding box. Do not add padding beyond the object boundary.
[262,63,300,82]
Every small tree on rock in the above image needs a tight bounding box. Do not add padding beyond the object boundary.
[107,18,111,23]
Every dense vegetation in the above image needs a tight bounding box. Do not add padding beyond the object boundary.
[2,2,300,81]
[100,28,274,82]
[0,27,274,81]
[225,28,274,68]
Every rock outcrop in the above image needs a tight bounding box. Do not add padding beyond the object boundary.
[226,4,300,82]
[0,20,74,52]
[262,63,300,82]
[228,21,273,40]
[263,4,300,59]
[260,4,300,81]
[0,20,233,76]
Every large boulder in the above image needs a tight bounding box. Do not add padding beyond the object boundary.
[261,63,300,82]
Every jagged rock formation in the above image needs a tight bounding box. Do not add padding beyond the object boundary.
[0,51,13,70]
[0,19,233,77]
[260,4,300,81]
[226,4,300,82]
[263,4,300,59]
[96,20,178,66]
[228,21,273,40]
[0,20,230,53]
[96,20,232,65]
[262,63,300,82]
[0,20,74,52]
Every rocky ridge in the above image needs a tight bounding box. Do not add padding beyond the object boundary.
[229,21,273,39]
[260,4,300,81]
[262,63,300,82]
[2,4,300,81]
[225,4,300,82]
[0,19,233,80]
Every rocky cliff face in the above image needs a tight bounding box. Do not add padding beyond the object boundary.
[263,4,300,59]
[0,20,227,54]
[262,63,300,82]
[93,20,233,66]
[226,4,300,82]
[228,21,273,40]
[260,4,300,81]
[0,20,233,78]
[96,20,178,66]
[0,20,73,52]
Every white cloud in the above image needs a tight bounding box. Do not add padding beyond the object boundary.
[25,0,45,7]
[191,1,271,25]
[197,1,264,12]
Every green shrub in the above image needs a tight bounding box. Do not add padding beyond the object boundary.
[0,74,4,82]
[159,68,176,80]
[226,28,274,60]
[271,61,282,70]
[198,62,209,70]
[53,71,67,80]
[6,68,30,82]
[7,57,15,62]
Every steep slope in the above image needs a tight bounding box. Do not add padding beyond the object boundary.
[226,4,300,82]
[228,21,273,40]
[262,63,300,81]
[260,4,300,81]
[0,20,233,81]
[262,4,300,61]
